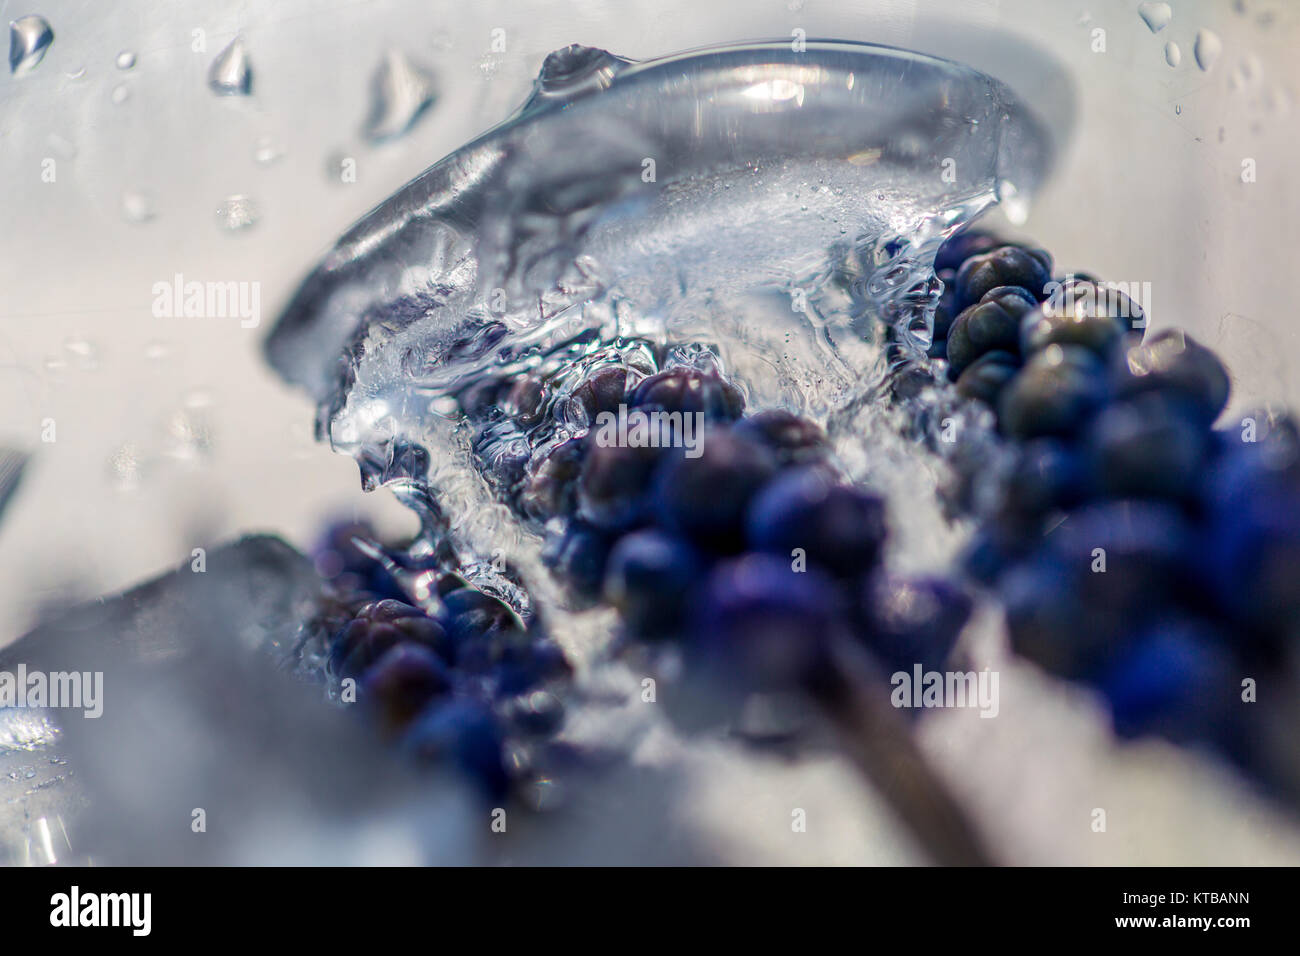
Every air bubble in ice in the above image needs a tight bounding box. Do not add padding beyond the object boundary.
[8,15,53,75]
[116,50,135,70]
[1164,41,1182,68]
[208,35,252,96]
[364,51,437,142]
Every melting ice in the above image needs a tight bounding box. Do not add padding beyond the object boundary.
[266,40,1050,596]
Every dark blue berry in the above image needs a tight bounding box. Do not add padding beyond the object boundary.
[954,350,1020,406]
[998,344,1110,439]
[1097,619,1237,744]
[693,554,841,691]
[1084,392,1210,503]
[1020,280,1138,358]
[602,529,701,638]
[402,699,510,798]
[500,374,548,425]
[1001,561,1097,680]
[934,229,1003,272]
[1000,438,1091,523]
[960,525,1031,585]
[492,633,571,696]
[361,643,453,733]
[859,576,972,674]
[945,286,1036,377]
[1201,432,1300,642]
[954,245,1053,310]
[576,441,664,530]
[652,430,777,553]
[542,520,614,598]
[312,521,407,602]
[629,367,745,421]
[519,437,585,521]
[568,365,630,424]
[1005,501,1195,679]
[733,409,830,466]
[746,467,887,578]
[1115,329,1230,424]
[441,587,528,672]
[331,600,451,677]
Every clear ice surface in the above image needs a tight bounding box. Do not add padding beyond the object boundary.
[0,536,483,865]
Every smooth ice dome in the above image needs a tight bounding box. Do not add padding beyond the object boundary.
[266,42,1049,482]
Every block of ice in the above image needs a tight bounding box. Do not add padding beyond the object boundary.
[0,535,477,865]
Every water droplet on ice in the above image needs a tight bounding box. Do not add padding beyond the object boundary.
[364,50,436,142]
[208,35,252,96]
[1193,29,1222,72]
[1164,41,1182,67]
[253,135,284,165]
[46,133,76,159]
[8,15,54,75]
[121,189,155,223]
[64,336,98,369]
[215,194,259,232]
[183,388,214,409]
[164,407,213,462]
[108,443,142,490]
[116,50,135,70]
[1138,2,1172,33]
[111,82,130,104]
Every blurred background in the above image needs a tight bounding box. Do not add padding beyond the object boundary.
[2,0,1299,864]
